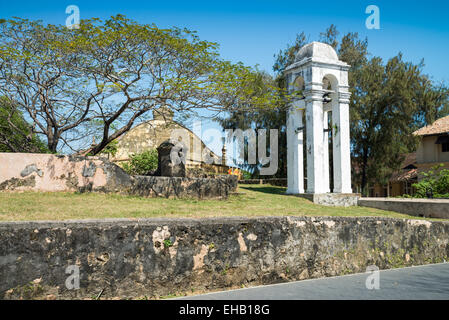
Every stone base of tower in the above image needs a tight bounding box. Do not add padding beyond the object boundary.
[295,193,360,207]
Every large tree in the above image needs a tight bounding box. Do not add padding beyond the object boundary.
[337,36,449,193]
[0,16,280,154]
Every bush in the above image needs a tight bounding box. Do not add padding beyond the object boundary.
[412,164,449,198]
[122,149,158,176]
[242,170,252,180]
[99,140,119,158]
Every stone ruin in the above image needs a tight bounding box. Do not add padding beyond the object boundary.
[0,152,237,199]
[154,140,186,178]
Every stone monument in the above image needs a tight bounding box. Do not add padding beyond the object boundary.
[285,42,358,206]
[155,140,186,177]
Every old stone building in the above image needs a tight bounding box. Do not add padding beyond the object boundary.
[111,107,229,175]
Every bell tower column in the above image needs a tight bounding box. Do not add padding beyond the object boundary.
[305,86,326,194]
[332,88,352,193]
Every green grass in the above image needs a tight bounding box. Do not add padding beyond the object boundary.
[0,184,432,222]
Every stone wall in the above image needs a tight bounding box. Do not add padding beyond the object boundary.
[131,175,238,199]
[0,153,132,193]
[1,216,448,299]
[0,153,237,199]
[359,197,449,219]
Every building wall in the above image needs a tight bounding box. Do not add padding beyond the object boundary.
[368,181,415,198]
[416,135,449,163]
[369,184,387,197]
[390,182,402,197]
[113,120,221,168]
[0,153,237,198]
[366,134,449,198]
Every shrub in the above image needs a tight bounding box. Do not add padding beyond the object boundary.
[242,170,252,180]
[99,140,119,158]
[412,164,449,198]
[122,149,158,176]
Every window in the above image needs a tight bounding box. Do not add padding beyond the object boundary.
[435,135,449,152]
[443,142,449,152]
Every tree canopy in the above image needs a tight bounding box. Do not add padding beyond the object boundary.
[0,15,282,154]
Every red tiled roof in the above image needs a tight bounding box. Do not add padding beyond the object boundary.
[389,168,418,182]
[388,153,417,182]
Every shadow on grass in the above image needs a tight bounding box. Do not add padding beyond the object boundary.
[239,185,287,195]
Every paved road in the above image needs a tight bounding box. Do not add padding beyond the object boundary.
[180,263,449,300]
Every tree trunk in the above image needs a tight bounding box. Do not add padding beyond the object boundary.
[46,129,59,153]
[360,148,369,196]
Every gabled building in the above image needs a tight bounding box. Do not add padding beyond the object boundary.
[414,114,449,164]
[111,107,229,175]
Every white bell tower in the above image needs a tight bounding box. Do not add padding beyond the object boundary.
[286,42,353,202]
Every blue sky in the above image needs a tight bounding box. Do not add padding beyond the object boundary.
[1,0,448,81]
[1,0,448,157]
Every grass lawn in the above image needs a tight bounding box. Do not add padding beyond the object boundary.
[0,184,430,222]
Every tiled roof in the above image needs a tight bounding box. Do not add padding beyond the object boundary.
[388,153,417,182]
[400,153,416,169]
[390,168,418,182]
[389,161,449,182]
[414,115,449,136]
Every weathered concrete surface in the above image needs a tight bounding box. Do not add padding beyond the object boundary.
[1,216,448,299]
[297,193,360,207]
[131,175,238,199]
[112,111,221,166]
[359,198,449,219]
[0,153,237,199]
[0,153,132,193]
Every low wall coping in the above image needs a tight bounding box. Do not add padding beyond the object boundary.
[0,215,445,230]
[359,197,449,219]
[360,197,449,204]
